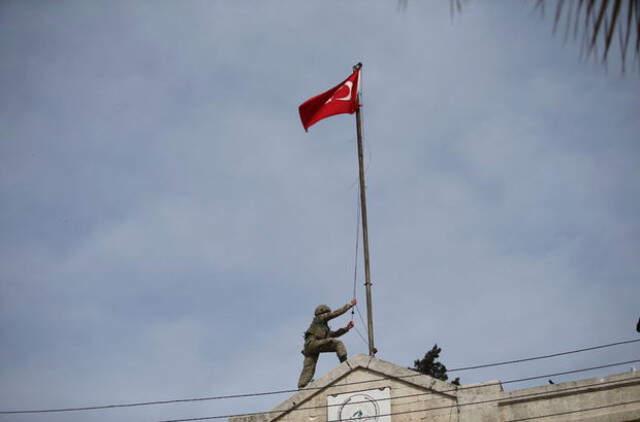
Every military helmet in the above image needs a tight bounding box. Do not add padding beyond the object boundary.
[314,304,331,316]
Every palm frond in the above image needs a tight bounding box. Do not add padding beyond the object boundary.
[535,0,639,72]
[398,0,640,72]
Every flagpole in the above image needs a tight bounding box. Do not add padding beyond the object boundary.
[353,62,376,356]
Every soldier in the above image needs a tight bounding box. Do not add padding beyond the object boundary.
[297,299,357,389]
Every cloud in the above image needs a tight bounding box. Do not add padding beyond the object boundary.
[1,2,639,421]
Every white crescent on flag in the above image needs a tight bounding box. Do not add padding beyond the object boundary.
[325,81,353,105]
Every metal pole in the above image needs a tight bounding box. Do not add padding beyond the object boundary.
[353,62,376,356]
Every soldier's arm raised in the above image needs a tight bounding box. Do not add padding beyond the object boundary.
[321,299,357,322]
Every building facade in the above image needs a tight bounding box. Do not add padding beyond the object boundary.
[230,354,640,422]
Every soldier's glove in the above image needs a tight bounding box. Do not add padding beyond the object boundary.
[346,321,354,330]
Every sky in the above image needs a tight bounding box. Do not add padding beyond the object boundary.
[1,1,639,421]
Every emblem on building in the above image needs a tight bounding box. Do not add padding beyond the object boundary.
[327,387,391,422]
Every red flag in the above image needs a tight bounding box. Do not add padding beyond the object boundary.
[298,67,360,131]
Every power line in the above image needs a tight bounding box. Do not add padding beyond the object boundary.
[161,366,639,422]
[1,338,638,415]
[448,338,640,372]
[309,397,640,422]
[158,364,640,422]
[505,399,640,422]
[347,397,640,422]
[4,357,638,418]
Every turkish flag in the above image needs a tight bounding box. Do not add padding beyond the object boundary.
[298,68,360,131]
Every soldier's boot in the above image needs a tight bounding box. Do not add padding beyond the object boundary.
[339,354,348,363]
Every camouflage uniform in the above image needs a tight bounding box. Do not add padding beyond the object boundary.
[297,302,354,389]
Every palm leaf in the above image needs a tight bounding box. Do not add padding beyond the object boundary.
[400,0,640,73]
[532,0,639,71]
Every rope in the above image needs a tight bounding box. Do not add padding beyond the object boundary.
[350,95,372,344]
[352,324,369,347]
[349,114,370,342]
[355,303,368,329]
[349,192,367,348]
[351,192,360,321]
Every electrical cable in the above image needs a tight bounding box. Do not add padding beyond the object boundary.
[344,397,640,422]
[448,337,640,373]
[504,399,640,422]
[284,396,640,422]
[157,363,640,422]
[286,375,640,422]
[3,355,638,417]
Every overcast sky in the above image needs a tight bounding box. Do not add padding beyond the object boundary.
[1,1,639,421]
